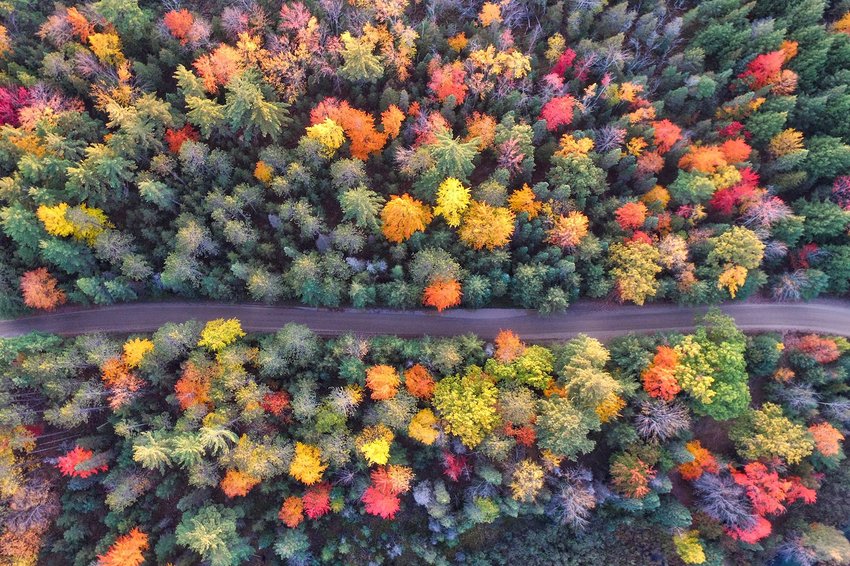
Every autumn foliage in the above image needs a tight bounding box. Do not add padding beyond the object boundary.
[221,469,260,498]
[458,201,515,250]
[739,50,786,90]
[311,99,387,160]
[610,453,656,499]
[163,10,195,45]
[404,364,435,399]
[423,278,462,312]
[362,465,413,519]
[174,361,213,410]
[720,138,752,163]
[366,365,400,400]
[101,356,145,410]
[261,391,291,417]
[381,105,405,139]
[97,528,148,566]
[20,268,66,311]
[651,119,682,153]
[540,95,576,130]
[165,124,199,153]
[289,442,327,485]
[362,484,401,519]
[302,483,332,519]
[615,201,648,231]
[809,422,845,457]
[381,194,433,243]
[641,346,681,401]
[786,334,841,364]
[57,446,108,479]
[678,441,718,481]
[194,44,242,91]
[494,329,526,362]
[279,496,304,528]
[678,145,727,174]
[428,60,468,104]
[547,211,589,249]
[731,462,817,516]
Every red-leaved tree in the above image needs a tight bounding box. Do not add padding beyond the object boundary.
[540,96,576,131]
[57,446,108,479]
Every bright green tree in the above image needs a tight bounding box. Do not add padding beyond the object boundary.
[433,366,499,448]
[730,402,815,464]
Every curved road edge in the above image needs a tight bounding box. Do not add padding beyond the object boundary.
[1,300,849,341]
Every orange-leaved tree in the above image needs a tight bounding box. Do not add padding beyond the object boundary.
[651,119,682,153]
[610,452,656,499]
[494,329,525,362]
[220,469,260,498]
[380,194,432,243]
[174,361,213,410]
[366,365,400,400]
[311,99,387,160]
[101,356,145,410]
[678,441,718,481]
[547,211,589,249]
[808,422,844,457]
[720,138,752,163]
[20,268,66,311]
[278,496,304,528]
[641,345,681,401]
[678,145,727,174]
[423,278,462,312]
[381,105,405,139]
[405,364,435,399]
[193,44,242,92]
[508,184,543,219]
[97,527,148,566]
[615,201,648,231]
[163,9,194,44]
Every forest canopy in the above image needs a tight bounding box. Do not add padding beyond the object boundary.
[2,313,850,564]
[1,0,850,315]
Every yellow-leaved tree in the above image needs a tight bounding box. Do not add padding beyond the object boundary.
[198,319,245,352]
[88,32,124,65]
[123,338,154,368]
[510,459,544,503]
[547,211,589,249]
[458,201,515,250]
[37,203,112,244]
[289,442,327,485]
[609,241,662,305]
[508,185,542,219]
[408,409,439,445]
[433,178,470,227]
[356,425,394,465]
[305,118,345,158]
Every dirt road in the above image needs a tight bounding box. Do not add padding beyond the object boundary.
[2,300,848,340]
